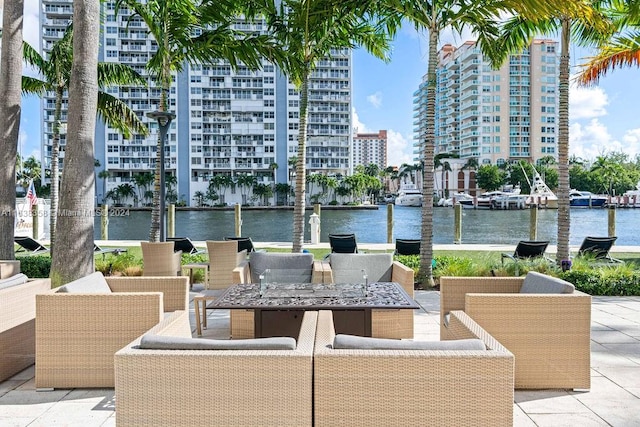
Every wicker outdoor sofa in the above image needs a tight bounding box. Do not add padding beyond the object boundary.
[313,310,515,426]
[35,273,189,389]
[440,272,592,390]
[0,262,50,382]
[115,310,317,427]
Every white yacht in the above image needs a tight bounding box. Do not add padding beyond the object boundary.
[394,184,423,207]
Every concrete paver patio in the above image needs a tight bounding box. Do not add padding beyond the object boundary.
[1,290,639,426]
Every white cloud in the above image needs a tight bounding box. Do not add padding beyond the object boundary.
[386,129,414,167]
[366,91,382,108]
[568,118,630,159]
[351,108,368,134]
[569,83,608,120]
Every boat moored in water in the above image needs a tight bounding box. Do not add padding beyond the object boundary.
[394,184,423,207]
[569,190,608,208]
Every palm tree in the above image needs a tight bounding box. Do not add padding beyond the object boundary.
[132,172,154,207]
[50,0,101,286]
[263,0,395,252]
[577,1,640,85]
[236,174,257,204]
[115,183,137,206]
[98,170,111,205]
[193,190,206,207]
[489,5,608,264]
[22,24,148,254]
[119,0,288,241]
[0,0,24,260]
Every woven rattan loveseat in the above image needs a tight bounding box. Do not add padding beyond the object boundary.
[0,261,50,382]
[440,272,591,389]
[115,310,317,426]
[313,310,514,426]
[35,273,189,389]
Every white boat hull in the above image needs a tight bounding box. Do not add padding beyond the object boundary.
[395,195,422,207]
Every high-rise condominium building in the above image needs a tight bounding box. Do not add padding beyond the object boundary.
[352,130,387,170]
[413,40,559,167]
[41,1,352,206]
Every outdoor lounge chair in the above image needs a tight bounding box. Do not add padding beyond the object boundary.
[14,236,49,254]
[328,233,358,253]
[394,238,421,255]
[440,272,591,390]
[141,242,182,276]
[224,236,257,253]
[94,243,127,257]
[313,310,514,426]
[168,236,205,255]
[501,240,551,265]
[577,236,622,263]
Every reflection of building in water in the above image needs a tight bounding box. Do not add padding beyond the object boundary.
[14,198,50,240]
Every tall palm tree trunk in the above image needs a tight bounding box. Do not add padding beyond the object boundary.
[50,0,99,286]
[418,27,438,286]
[0,0,24,260]
[556,18,571,264]
[49,87,63,257]
[292,71,310,253]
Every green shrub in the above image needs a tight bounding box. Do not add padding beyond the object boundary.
[17,256,51,278]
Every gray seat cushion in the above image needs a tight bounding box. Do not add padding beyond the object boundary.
[520,271,575,294]
[139,334,297,350]
[249,252,314,284]
[333,334,486,350]
[0,273,29,290]
[329,253,393,284]
[56,271,112,293]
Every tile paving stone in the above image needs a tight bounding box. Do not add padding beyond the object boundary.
[2,291,640,426]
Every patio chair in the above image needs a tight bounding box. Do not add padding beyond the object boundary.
[328,233,358,253]
[224,236,257,253]
[205,240,247,289]
[501,240,551,266]
[324,253,415,339]
[577,236,622,263]
[14,236,49,254]
[313,310,514,426]
[167,236,205,255]
[440,272,591,390]
[35,272,189,389]
[1,265,50,382]
[141,242,182,276]
[394,238,421,255]
[115,310,316,426]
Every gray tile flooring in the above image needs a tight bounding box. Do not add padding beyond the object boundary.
[1,290,639,426]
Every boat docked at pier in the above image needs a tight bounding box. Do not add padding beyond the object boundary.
[569,190,608,208]
[525,170,558,208]
[394,184,423,207]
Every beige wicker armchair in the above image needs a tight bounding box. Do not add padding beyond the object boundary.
[314,310,514,426]
[35,275,189,389]
[115,310,317,427]
[229,252,324,338]
[440,275,591,389]
[206,240,247,289]
[324,253,415,339]
[141,242,182,276]
[0,270,50,382]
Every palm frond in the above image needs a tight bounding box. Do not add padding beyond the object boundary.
[97,92,150,138]
[97,63,147,88]
[577,31,640,85]
[21,76,49,95]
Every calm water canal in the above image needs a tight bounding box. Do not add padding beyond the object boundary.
[95,206,640,246]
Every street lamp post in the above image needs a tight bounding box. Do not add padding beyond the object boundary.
[146,111,176,242]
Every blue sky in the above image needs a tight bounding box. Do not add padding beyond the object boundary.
[17,0,640,168]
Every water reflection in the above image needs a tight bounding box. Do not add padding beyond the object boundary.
[96,206,638,246]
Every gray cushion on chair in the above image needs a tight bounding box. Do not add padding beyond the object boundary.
[249,252,314,284]
[329,253,393,284]
[139,334,297,350]
[0,273,29,290]
[520,271,575,294]
[56,271,112,293]
[333,334,486,350]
